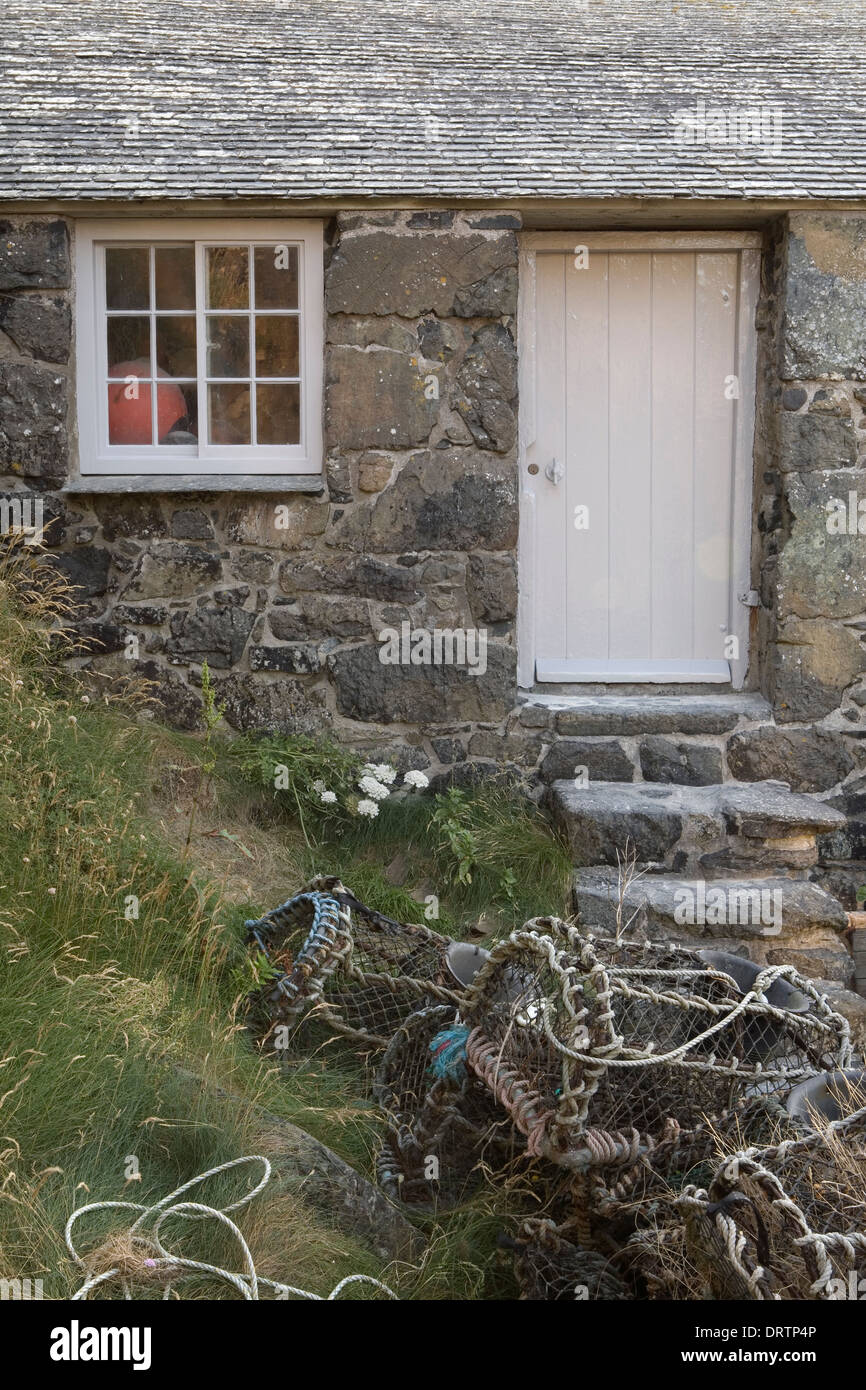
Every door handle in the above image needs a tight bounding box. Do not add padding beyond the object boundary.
[545,458,564,485]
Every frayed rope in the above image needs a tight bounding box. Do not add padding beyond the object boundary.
[429,1025,471,1081]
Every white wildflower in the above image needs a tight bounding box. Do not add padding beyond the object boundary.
[370,763,397,785]
[358,774,390,801]
[357,798,379,818]
[320,789,337,805]
[403,770,429,789]
[312,779,326,794]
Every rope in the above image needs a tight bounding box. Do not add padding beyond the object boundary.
[247,882,466,1047]
[65,1156,398,1301]
[428,1025,471,1081]
[465,1027,554,1157]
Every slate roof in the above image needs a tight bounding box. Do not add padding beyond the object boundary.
[1,0,865,203]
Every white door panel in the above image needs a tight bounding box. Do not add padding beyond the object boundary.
[523,239,758,685]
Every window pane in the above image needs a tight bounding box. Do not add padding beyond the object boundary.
[156,315,197,377]
[105,246,150,310]
[255,315,299,377]
[208,383,250,445]
[254,244,298,309]
[206,315,249,377]
[107,377,153,445]
[155,245,195,309]
[107,317,150,371]
[256,383,300,445]
[207,246,248,309]
[158,382,198,444]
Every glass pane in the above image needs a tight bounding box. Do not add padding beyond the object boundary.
[255,315,299,377]
[256,383,300,445]
[155,245,195,309]
[254,244,298,309]
[208,383,250,445]
[107,377,153,445]
[156,315,197,377]
[207,246,248,309]
[107,317,150,372]
[158,382,198,444]
[206,315,249,377]
[105,246,150,310]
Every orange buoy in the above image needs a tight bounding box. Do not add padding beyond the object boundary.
[107,358,187,444]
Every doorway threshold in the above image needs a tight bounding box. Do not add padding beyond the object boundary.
[535,658,731,683]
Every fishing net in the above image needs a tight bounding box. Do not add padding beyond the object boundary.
[457,918,851,1188]
[500,1217,631,1301]
[245,877,466,1048]
[374,1004,516,1206]
[679,1099,866,1300]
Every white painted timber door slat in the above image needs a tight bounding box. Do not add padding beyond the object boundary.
[524,241,757,687]
[565,250,609,660]
[609,252,652,661]
[534,252,568,665]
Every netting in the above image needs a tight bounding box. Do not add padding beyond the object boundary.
[373,1004,517,1205]
[680,1086,866,1300]
[458,918,851,1181]
[242,890,862,1297]
[245,877,468,1047]
[501,1217,631,1301]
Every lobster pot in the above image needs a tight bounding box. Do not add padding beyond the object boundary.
[680,1105,866,1300]
[504,1217,630,1301]
[374,1005,514,1206]
[245,878,463,1047]
[459,919,851,1174]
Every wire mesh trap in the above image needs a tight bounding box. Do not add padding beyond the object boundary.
[457,918,851,1185]
[245,878,468,1047]
[499,1217,631,1301]
[679,1088,866,1300]
[374,1004,517,1206]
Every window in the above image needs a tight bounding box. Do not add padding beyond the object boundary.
[75,220,323,476]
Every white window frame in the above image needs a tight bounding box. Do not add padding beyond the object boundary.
[75,218,323,476]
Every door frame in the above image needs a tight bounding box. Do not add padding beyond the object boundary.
[516,230,763,690]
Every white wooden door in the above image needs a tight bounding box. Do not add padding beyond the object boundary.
[520,234,760,686]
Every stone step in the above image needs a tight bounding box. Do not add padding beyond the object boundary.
[520,692,772,738]
[573,866,848,941]
[548,778,846,874]
[522,692,777,787]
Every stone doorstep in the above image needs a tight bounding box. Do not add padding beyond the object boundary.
[573,865,856,992]
[519,692,773,737]
[573,866,849,941]
[548,778,846,872]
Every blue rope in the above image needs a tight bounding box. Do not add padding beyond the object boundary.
[428,1025,470,1081]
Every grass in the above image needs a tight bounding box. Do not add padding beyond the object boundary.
[0,545,571,1299]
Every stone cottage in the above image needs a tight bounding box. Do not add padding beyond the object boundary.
[1,0,865,996]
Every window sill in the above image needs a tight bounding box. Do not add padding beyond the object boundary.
[62,474,326,496]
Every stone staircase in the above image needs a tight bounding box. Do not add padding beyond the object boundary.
[538,693,859,996]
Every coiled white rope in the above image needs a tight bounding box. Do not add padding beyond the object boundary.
[65,1155,398,1301]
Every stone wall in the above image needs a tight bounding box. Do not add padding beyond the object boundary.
[753,214,866,904]
[0,208,864,823]
[0,210,524,774]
